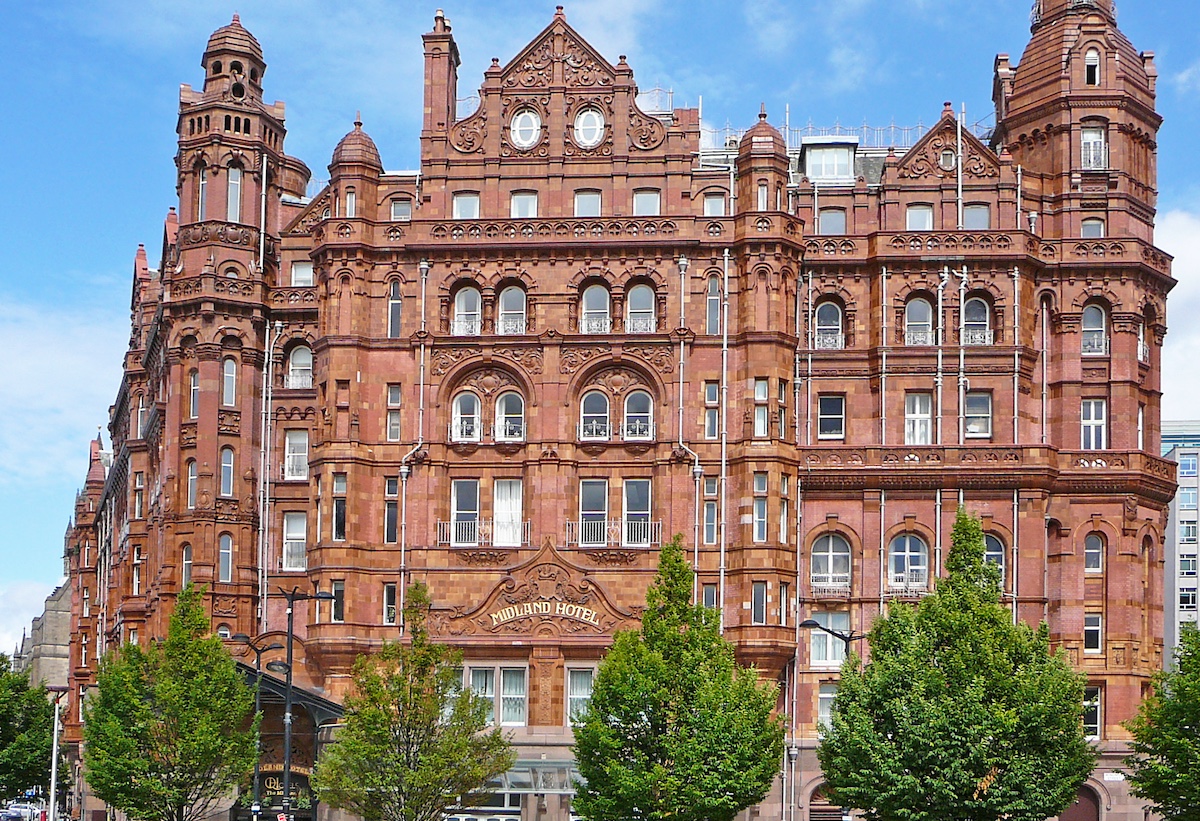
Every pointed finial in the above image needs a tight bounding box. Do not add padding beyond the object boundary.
[943,101,954,117]
[355,111,362,129]
[555,5,565,19]
[232,12,240,25]
[759,103,768,121]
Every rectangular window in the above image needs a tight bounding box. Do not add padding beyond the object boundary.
[1181,554,1197,575]
[779,581,789,626]
[1180,487,1198,510]
[282,512,307,571]
[818,208,847,235]
[567,668,594,723]
[905,392,933,445]
[133,472,144,519]
[1084,613,1103,653]
[754,378,769,438]
[1081,218,1105,239]
[451,479,480,547]
[751,581,767,625]
[383,582,397,625]
[811,611,849,665]
[499,668,527,725]
[493,479,523,548]
[703,193,725,217]
[704,501,718,545]
[332,473,347,541]
[963,204,991,230]
[623,479,652,547]
[510,191,538,219]
[331,580,345,623]
[1083,686,1101,739]
[818,395,846,440]
[469,667,495,724]
[702,583,718,609]
[391,199,412,221]
[452,192,480,220]
[753,472,768,543]
[227,166,242,223]
[632,189,661,216]
[704,381,719,439]
[291,261,314,287]
[1081,126,1107,170]
[1180,455,1198,477]
[964,392,992,438]
[580,479,608,547]
[344,189,356,218]
[805,146,852,180]
[780,498,790,546]
[384,477,398,544]
[386,384,402,442]
[284,430,309,480]
[1180,588,1198,612]
[574,190,601,217]
[1081,399,1107,450]
[906,204,934,231]
[132,547,142,595]
[818,683,837,733]
[757,182,769,212]
[128,628,138,647]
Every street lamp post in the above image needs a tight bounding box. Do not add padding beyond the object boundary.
[46,685,67,821]
[268,587,333,821]
[798,618,868,659]
[233,634,284,821]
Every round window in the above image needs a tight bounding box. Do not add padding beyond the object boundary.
[574,108,606,149]
[510,110,542,149]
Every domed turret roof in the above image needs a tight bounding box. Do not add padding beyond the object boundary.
[331,115,383,171]
[740,104,786,155]
[205,14,263,62]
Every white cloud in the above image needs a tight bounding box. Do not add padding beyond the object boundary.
[0,580,62,660]
[1173,60,1200,94]
[0,300,126,487]
[1158,209,1200,421]
[742,0,799,58]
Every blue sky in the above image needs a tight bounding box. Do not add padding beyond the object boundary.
[3,0,1198,649]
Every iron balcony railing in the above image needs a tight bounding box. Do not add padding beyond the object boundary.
[625,316,657,334]
[963,329,994,346]
[813,331,844,350]
[449,419,481,442]
[565,519,662,548]
[580,316,612,334]
[283,372,313,389]
[622,420,655,441]
[498,316,527,335]
[888,568,929,592]
[905,330,936,346]
[578,420,611,441]
[437,518,531,548]
[282,454,309,480]
[1082,333,1110,356]
[452,317,482,336]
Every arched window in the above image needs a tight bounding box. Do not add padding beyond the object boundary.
[196,163,207,221]
[627,284,656,333]
[287,346,313,389]
[623,391,653,440]
[451,392,481,442]
[814,301,843,349]
[219,447,235,497]
[706,277,721,335]
[1082,304,1108,355]
[221,357,237,406]
[1084,532,1104,572]
[453,287,481,336]
[227,164,243,223]
[217,624,233,639]
[188,370,200,418]
[218,533,233,583]
[186,460,197,509]
[811,533,851,588]
[387,281,402,338]
[495,392,525,441]
[1085,48,1101,86]
[984,534,1006,579]
[905,298,934,346]
[580,391,610,440]
[181,544,193,587]
[963,298,992,345]
[498,286,526,335]
[345,187,356,218]
[581,285,611,334]
[889,533,929,589]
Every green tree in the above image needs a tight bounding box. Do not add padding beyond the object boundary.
[311,583,514,821]
[83,585,258,821]
[0,654,61,802]
[818,509,1096,821]
[572,535,785,821]
[1124,624,1200,820]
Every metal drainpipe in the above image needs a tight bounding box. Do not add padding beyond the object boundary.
[674,253,703,594]
[397,258,431,633]
[718,248,731,634]
[937,267,950,445]
[257,320,284,631]
[1012,265,1020,443]
[1012,490,1020,625]
[881,266,888,445]
[957,265,968,445]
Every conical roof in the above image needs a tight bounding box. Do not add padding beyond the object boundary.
[205,14,263,62]
[331,115,383,170]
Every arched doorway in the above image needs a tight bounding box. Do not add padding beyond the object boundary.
[809,784,845,821]
[1059,785,1101,821]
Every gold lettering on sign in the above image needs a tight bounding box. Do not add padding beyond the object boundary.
[488,599,601,628]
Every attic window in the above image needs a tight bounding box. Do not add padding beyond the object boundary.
[805,145,853,182]
[939,150,957,171]
[1085,49,1101,86]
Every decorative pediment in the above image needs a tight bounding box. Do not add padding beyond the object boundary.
[897,114,1000,181]
[429,537,638,638]
[283,189,332,236]
[500,14,616,91]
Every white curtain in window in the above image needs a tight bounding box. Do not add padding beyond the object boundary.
[500,668,526,724]
[494,480,523,547]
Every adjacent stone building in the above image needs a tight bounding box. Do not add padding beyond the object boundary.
[63,3,1174,820]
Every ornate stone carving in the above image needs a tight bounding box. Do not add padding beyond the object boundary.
[586,366,648,395]
[459,368,517,396]
[582,549,640,566]
[628,104,666,150]
[213,596,237,616]
[495,346,544,374]
[898,122,998,180]
[457,550,513,567]
[625,344,675,374]
[562,36,612,86]
[559,345,610,374]
[431,346,483,376]
[218,410,240,435]
[504,38,555,88]
[450,110,488,154]
[180,422,197,447]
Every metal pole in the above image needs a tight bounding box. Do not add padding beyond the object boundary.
[49,694,62,821]
[252,651,264,821]
[282,592,296,821]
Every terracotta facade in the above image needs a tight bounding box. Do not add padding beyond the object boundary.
[63,3,1175,820]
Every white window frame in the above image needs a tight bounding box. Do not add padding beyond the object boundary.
[391,198,412,221]
[753,471,768,544]
[188,370,200,418]
[284,430,309,480]
[1082,305,1108,355]
[453,287,481,336]
[566,667,595,724]
[963,297,992,345]
[286,346,313,389]
[186,460,197,509]
[1179,487,1198,510]
[1180,455,1198,478]
[818,395,846,440]
[493,479,523,548]
[623,391,653,441]
[383,582,398,625]
[495,392,525,442]
[706,277,721,335]
[466,665,528,727]
[451,392,481,442]
[814,301,843,349]
[450,479,480,547]
[579,479,609,548]
[811,533,852,588]
[905,299,934,346]
[332,473,347,542]
[704,381,720,439]
[581,284,611,334]
[1180,587,1198,612]
[811,611,849,665]
[1081,218,1106,239]
[751,581,767,625]
[227,165,242,222]
[1083,686,1101,739]
[632,189,661,217]
[817,683,837,734]
[510,191,538,219]
[452,192,480,220]
[962,204,991,231]
[1180,553,1197,575]
[906,204,934,231]
[282,512,307,571]
[220,447,235,497]
[1081,126,1107,170]
[703,193,725,217]
[580,391,610,440]
[291,261,314,287]
[905,392,933,445]
[889,533,929,588]
[623,478,652,547]
[344,188,356,219]
[964,392,992,438]
[498,286,526,335]
[817,208,847,235]
[1083,613,1103,653]
[1085,49,1101,86]
[805,145,852,181]
[222,357,237,406]
[574,189,601,218]
[331,580,345,622]
[181,545,193,587]
[386,384,402,442]
[1081,399,1107,450]
[626,284,656,333]
[1084,533,1104,572]
[388,280,403,338]
[219,533,233,583]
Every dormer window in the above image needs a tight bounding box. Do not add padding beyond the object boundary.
[804,144,854,182]
[1085,49,1101,86]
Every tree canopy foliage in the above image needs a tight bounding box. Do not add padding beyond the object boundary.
[1125,624,1200,820]
[572,535,784,821]
[0,654,59,803]
[83,585,258,821]
[818,509,1096,821]
[312,583,514,821]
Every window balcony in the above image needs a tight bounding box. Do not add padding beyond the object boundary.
[452,317,482,336]
[1082,333,1110,356]
[282,454,309,480]
[626,316,657,334]
[580,316,612,335]
[283,372,313,389]
[888,569,929,593]
[963,329,994,346]
[495,420,526,441]
[578,421,611,441]
[813,331,844,350]
[905,330,935,346]
[449,420,481,442]
[565,519,662,549]
[437,518,531,548]
[809,575,851,598]
[498,316,527,335]
[622,420,655,441]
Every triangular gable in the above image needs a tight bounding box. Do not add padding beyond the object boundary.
[500,10,617,90]
[281,187,332,237]
[429,536,639,638]
[897,112,1000,181]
